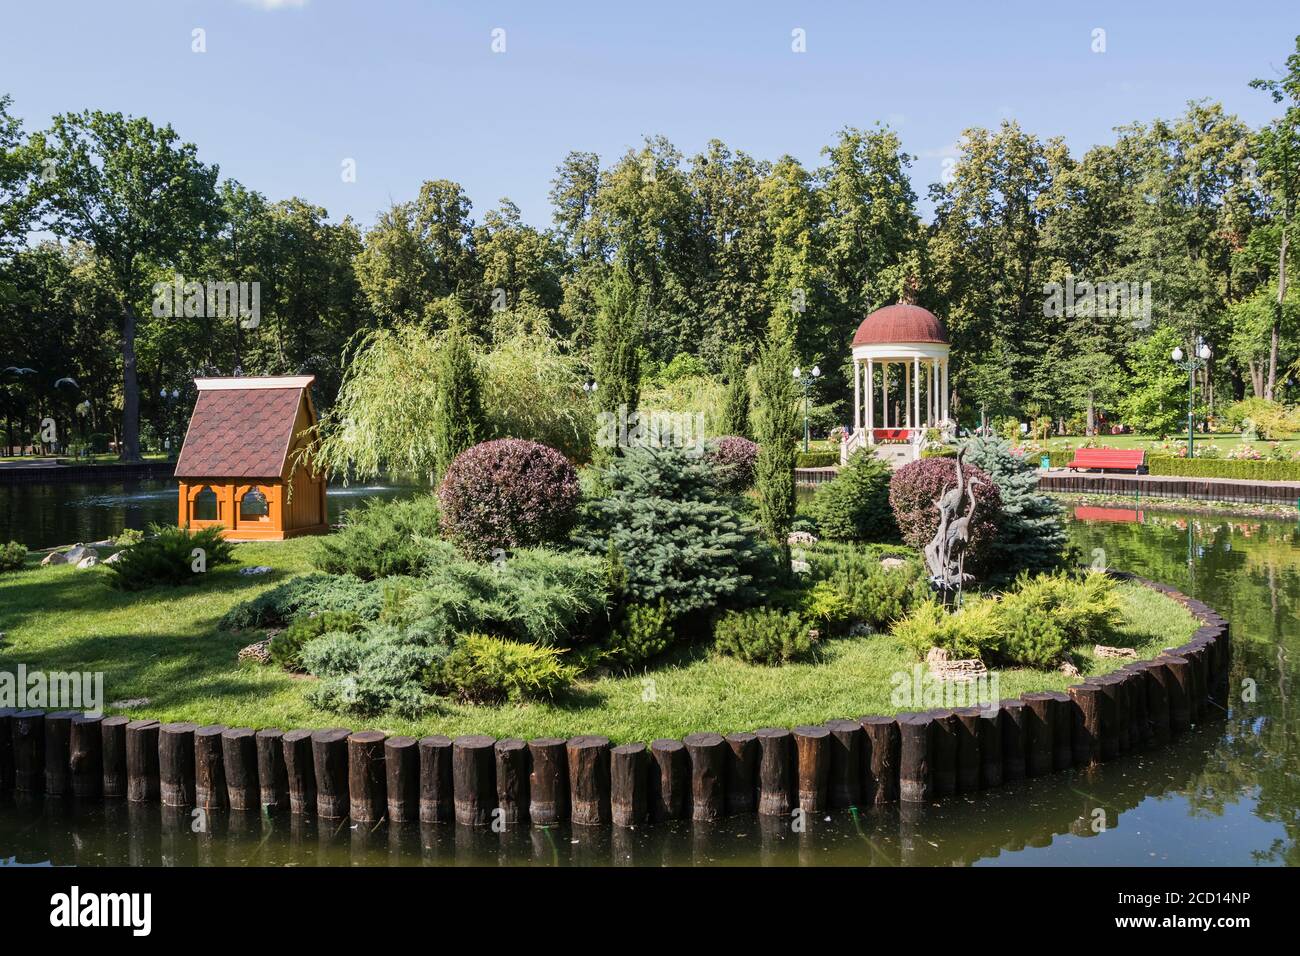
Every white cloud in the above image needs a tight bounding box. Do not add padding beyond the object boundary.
[238,0,309,11]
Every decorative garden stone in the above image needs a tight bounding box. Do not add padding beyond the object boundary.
[40,551,66,566]
[75,555,98,569]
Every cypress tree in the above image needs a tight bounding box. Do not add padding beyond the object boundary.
[719,345,752,438]
[431,321,485,483]
[753,324,801,562]
[593,266,642,419]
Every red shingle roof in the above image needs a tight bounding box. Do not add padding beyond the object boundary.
[174,379,310,480]
[852,303,949,346]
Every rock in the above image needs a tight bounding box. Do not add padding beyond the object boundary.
[880,557,907,571]
[848,621,874,637]
[238,640,272,665]
[1094,644,1138,659]
[791,559,811,574]
[109,698,151,709]
[787,530,818,547]
[76,555,99,569]
[64,545,98,564]
[41,551,67,567]
[1059,662,1081,677]
[926,646,988,682]
[238,565,273,576]
[103,551,122,565]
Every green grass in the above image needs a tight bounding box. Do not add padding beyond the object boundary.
[0,540,1199,744]
[1036,432,1300,452]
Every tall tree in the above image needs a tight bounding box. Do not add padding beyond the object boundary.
[592,265,642,420]
[28,110,221,460]
[753,324,800,561]
[718,345,751,438]
[432,321,485,482]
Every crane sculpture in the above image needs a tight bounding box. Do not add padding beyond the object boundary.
[923,445,985,607]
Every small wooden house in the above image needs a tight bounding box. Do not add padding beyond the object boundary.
[174,376,328,541]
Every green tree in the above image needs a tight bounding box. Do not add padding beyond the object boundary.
[28,110,221,460]
[753,325,800,559]
[592,265,642,419]
[1119,325,1187,436]
[718,345,751,438]
[432,321,486,482]
[962,435,1066,579]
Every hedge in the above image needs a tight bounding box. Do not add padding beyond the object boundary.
[1044,448,1300,480]
[795,450,841,468]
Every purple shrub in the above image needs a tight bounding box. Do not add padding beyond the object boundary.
[708,436,759,494]
[888,457,1003,573]
[438,438,581,559]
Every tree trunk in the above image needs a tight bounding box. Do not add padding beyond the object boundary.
[120,304,141,461]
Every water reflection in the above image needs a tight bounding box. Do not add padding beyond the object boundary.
[0,506,1297,866]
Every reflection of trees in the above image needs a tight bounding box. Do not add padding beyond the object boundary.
[1070,512,1300,864]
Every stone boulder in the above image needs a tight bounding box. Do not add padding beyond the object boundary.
[76,555,99,569]
[40,551,67,567]
[63,544,98,565]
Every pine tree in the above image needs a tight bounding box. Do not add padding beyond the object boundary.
[962,434,1066,579]
[719,346,751,438]
[432,322,485,483]
[754,324,801,560]
[593,265,642,418]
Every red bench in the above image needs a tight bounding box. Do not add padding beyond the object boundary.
[872,428,912,442]
[1066,448,1146,473]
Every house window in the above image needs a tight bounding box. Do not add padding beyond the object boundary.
[240,488,269,520]
[194,487,218,521]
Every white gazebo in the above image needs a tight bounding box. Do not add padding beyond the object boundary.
[841,303,951,466]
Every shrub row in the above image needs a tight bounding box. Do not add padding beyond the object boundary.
[795,450,840,468]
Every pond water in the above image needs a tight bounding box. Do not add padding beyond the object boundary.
[0,478,427,550]
[1,504,1297,866]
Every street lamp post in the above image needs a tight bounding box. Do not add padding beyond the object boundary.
[792,365,821,453]
[1171,340,1211,458]
[160,387,180,457]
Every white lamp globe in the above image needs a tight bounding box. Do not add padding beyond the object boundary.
[1172,346,1184,362]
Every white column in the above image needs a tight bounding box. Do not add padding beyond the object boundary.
[913,356,921,434]
[941,359,949,422]
[882,363,889,428]
[930,359,937,425]
[904,361,912,429]
[866,358,874,441]
[853,359,861,432]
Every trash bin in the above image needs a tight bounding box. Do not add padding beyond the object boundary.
[1040,454,1051,471]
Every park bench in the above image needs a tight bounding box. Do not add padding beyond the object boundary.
[1066,447,1146,473]
[872,428,912,442]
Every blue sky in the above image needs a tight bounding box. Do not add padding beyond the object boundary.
[2,0,1296,228]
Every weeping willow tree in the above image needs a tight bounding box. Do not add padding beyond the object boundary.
[311,325,595,484]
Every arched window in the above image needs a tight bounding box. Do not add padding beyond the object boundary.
[193,487,218,521]
[239,488,269,520]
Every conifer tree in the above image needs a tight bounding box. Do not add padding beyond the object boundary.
[432,321,485,483]
[719,345,752,438]
[753,323,801,562]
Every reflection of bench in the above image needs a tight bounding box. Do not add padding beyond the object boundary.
[1066,448,1146,473]
[1074,506,1143,523]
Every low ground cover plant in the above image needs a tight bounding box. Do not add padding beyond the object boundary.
[0,541,26,573]
[105,525,235,591]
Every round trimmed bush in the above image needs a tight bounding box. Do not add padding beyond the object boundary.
[438,438,581,559]
[888,457,1003,573]
[708,436,759,494]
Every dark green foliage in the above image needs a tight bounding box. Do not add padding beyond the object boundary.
[578,446,778,621]
[808,546,929,628]
[808,450,896,541]
[714,608,815,664]
[313,494,448,580]
[753,327,801,553]
[270,610,361,672]
[718,346,751,438]
[0,540,26,572]
[431,322,486,482]
[593,265,642,417]
[220,572,396,629]
[304,623,448,718]
[962,435,1066,579]
[795,450,840,468]
[437,633,578,703]
[104,524,234,590]
[605,599,676,667]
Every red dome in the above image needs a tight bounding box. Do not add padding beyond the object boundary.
[852,304,949,347]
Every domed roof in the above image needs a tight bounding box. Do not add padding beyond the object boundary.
[852,303,949,347]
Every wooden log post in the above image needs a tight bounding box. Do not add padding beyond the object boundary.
[683,732,726,822]
[897,712,934,803]
[194,725,228,811]
[1185,644,1208,721]
[526,737,567,825]
[566,735,611,826]
[310,728,352,820]
[825,718,863,808]
[929,710,958,796]
[44,710,78,796]
[1113,673,1132,753]
[1045,691,1074,770]
[70,714,104,799]
[255,729,288,811]
[724,731,759,815]
[281,730,316,816]
[754,728,794,816]
[452,735,496,827]
[11,710,45,793]
[101,717,129,801]
[999,700,1028,782]
[348,731,387,823]
[610,742,648,827]
[1021,694,1055,777]
[1122,665,1153,749]
[793,725,830,812]
[384,736,419,823]
[0,708,15,792]
[860,716,900,804]
[1068,683,1103,767]
[418,735,453,824]
[124,719,159,803]
[952,708,982,792]
[494,738,529,826]
[221,728,259,811]
[977,708,1003,789]
[1145,661,1173,746]
[650,737,688,821]
[1160,656,1193,733]
[1089,677,1121,760]
[158,721,197,807]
